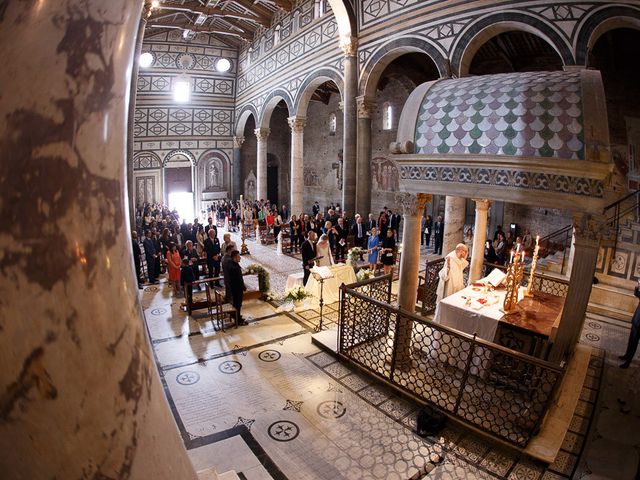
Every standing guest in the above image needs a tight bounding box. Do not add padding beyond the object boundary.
[436,244,469,303]
[227,250,247,325]
[367,227,381,272]
[323,221,336,253]
[180,257,196,308]
[301,231,318,285]
[205,217,216,233]
[378,211,389,239]
[221,244,236,303]
[494,225,505,242]
[152,228,162,277]
[312,201,320,216]
[380,229,396,275]
[619,281,640,368]
[494,232,507,265]
[289,215,301,253]
[315,234,334,267]
[280,204,288,221]
[131,231,143,289]
[420,215,428,247]
[366,213,376,232]
[221,232,236,255]
[204,227,221,286]
[195,225,206,256]
[183,240,200,288]
[433,215,444,255]
[166,243,182,295]
[273,212,283,242]
[334,217,348,262]
[389,210,401,240]
[351,215,366,250]
[523,229,533,250]
[464,227,474,251]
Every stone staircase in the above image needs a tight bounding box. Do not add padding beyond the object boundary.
[197,468,241,480]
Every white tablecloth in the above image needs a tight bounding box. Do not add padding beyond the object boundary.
[304,264,357,306]
[434,285,526,341]
[285,272,305,292]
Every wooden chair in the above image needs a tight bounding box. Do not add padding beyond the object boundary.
[205,285,237,331]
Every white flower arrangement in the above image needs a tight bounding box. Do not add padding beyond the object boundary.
[283,286,310,303]
[356,268,374,282]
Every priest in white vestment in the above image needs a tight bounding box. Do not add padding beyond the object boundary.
[436,243,469,303]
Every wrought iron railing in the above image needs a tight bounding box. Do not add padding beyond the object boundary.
[417,259,569,315]
[339,285,564,448]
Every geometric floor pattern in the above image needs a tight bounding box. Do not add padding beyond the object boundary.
[140,228,636,479]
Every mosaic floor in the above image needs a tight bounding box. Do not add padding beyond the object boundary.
[140,229,638,479]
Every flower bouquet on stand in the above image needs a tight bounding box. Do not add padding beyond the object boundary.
[356,268,374,282]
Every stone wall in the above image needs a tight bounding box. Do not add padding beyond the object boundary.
[503,204,572,238]
[267,106,292,206]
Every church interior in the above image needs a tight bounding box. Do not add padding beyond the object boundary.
[2,0,640,479]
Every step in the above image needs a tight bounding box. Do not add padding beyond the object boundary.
[588,283,636,323]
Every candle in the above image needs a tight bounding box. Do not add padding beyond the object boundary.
[536,235,540,245]
[521,250,525,262]
[510,250,514,263]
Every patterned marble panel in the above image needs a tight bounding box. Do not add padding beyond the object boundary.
[415,72,585,160]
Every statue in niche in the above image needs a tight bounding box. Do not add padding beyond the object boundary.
[206,159,223,190]
[244,170,257,201]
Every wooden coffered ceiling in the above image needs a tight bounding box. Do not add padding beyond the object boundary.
[146,0,292,45]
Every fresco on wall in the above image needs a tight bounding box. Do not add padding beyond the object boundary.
[244,170,257,201]
[304,168,321,187]
[372,157,400,191]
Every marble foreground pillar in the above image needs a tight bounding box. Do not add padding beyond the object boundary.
[469,199,491,283]
[0,2,197,479]
[442,196,466,256]
[289,116,306,215]
[255,128,270,201]
[396,193,431,364]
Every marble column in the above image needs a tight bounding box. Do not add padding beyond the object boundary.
[442,196,466,256]
[233,135,244,199]
[549,214,601,363]
[127,6,151,230]
[0,1,197,479]
[254,128,270,201]
[356,96,375,216]
[288,116,306,214]
[340,36,358,214]
[395,193,432,365]
[469,199,491,283]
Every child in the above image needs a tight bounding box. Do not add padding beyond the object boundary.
[180,257,196,306]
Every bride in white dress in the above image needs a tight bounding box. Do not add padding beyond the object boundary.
[315,234,334,267]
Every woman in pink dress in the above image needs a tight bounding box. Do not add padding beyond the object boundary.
[166,242,182,295]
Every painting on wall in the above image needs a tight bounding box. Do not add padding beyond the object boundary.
[244,170,257,201]
[304,168,321,187]
[372,157,399,191]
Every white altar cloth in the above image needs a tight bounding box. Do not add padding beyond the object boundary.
[304,264,357,306]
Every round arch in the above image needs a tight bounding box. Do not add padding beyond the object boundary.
[133,151,162,170]
[359,37,448,99]
[235,105,259,137]
[326,0,356,39]
[163,149,196,167]
[198,150,231,192]
[258,88,294,128]
[293,68,344,118]
[575,5,640,64]
[451,13,574,77]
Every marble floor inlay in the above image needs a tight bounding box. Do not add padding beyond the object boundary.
[139,226,637,479]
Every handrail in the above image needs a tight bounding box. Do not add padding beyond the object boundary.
[540,224,572,243]
[342,284,564,372]
[603,189,640,213]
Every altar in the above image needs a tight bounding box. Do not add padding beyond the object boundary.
[304,264,357,306]
[434,284,564,356]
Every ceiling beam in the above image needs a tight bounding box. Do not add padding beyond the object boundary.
[148,23,252,41]
[261,0,292,12]
[151,4,270,27]
[229,0,273,22]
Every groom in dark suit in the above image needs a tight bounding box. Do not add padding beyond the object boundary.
[301,231,318,286]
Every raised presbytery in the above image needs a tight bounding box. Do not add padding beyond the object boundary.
[2,0,640,479]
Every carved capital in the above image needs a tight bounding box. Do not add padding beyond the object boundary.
[287,116,306,133]
[143,0,154,18]
[233,136,245,149]
[473,198,491,211]
[339,36,358,57]
[356,96,376,119]
[389,141,414,154]
[395,192,431,217]
[572,212,603,245]
[254,128,270,142]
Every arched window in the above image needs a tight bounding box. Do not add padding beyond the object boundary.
[292,11,300,33]
[382,102,393,130]
[329,112,337,136]
[314,0,325,18]
[274,25,281,46]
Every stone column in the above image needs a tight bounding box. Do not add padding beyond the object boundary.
[254,127,270,201]
[395,193,432,366]
[288,116,306,214]
[469,199,491,283]
[340,36,358,214]
[233,135,244,199]
[549,214,601,363]
[127,5,151,231]
[442,196,466,255]
[356,96,375,216]
[0,1,198,479]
